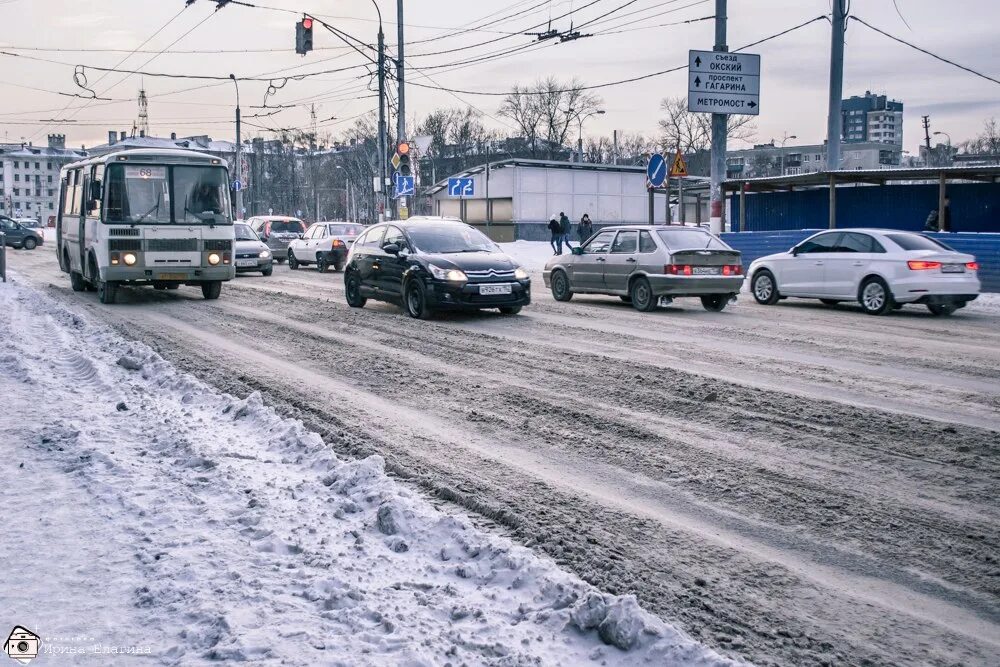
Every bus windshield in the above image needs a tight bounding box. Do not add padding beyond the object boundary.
[105,164,231,225]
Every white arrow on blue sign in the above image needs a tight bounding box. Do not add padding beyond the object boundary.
[231,179,243,192]
[646,154,666,188]
[447,177,474,197]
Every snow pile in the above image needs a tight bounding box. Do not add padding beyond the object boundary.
[499,240,563,274]
[0,275,741,666]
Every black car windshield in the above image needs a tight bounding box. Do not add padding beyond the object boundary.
[885,233,953,252]
[327,224,363,236]
[105,164,231,225]
[407,224,499,254]
[234,224,258,241]
[269,220,305,234]
[657,228,729,250]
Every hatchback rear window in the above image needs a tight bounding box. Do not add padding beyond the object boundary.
[327,224,363,236]
[885,233,953,252]
[657,229,729,250]
[269,220,304,234]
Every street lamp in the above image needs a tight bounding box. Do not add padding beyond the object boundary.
[229,74,243,219]
[778,132,797,175]
[568,108,605,163]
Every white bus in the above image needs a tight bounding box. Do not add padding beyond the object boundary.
[56,149,236,303]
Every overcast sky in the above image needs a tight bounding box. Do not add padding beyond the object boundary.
[1,0,997,155]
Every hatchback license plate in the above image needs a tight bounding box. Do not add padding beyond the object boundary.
[236,259,258,267]
[157,273,187,280]
[480,284,512,295]
[692,266,720,275]
[941,264,964,273]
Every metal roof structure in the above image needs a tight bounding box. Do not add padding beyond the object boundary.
[725,166,1000,193]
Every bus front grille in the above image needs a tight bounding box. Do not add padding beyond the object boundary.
[109,239,142,252]
[147,239,199,252]
[204,240,232,251]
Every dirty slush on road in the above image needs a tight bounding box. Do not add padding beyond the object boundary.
[12,247,1000,666]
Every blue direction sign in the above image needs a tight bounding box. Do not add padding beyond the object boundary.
[447,177,474,197]
[231,179,243,192]
[646,154,666,188]
[394,174,415,198]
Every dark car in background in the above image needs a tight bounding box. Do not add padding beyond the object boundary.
[246,215,306,263]
[1,216,44,250]
[344,221,531,318]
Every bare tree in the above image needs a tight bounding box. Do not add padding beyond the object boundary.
[583,132,653,165]
[499,77,602,159]
[657,96,756,153]
[959,117,1000,159]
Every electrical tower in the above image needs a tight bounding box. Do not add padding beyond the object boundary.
[137,88,150,137]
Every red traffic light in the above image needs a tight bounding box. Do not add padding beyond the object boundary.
[302,17,313,30]
[397,142,410,155]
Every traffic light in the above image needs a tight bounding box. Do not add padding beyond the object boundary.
[397,142,411,177]
[295,17,314,55]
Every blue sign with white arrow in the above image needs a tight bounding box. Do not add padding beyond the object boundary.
[447,177,475,198]
[394,174,415,198]
[646,154,666,188]
[231,179,243,192]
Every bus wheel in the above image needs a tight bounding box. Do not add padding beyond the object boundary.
[201,281,222,300]
[70,271,86,292]
[97,280,119,304]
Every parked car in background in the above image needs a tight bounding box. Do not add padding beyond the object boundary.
[0,215,44,250]
[246,216,305,263]
[287,222,364,272]
[233,223,273,276]
[14,217,42,229]
[748,229,980,316]
[344,220,531,318]
[543,225,743,312]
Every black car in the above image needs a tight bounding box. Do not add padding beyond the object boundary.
[0,216,44,250]
[344,221,531,318]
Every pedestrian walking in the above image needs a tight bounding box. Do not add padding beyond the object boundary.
[548,215,563,254]
[924,197,953,232]
[559,211,573,251]
[578,214,593,243]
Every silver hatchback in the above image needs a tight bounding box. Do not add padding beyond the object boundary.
[543,225,744,312]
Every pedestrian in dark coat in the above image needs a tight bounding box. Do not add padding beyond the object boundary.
[924,197,953,232]
[578,214,593,242]
[559,212,573,251]
[548,215,563,254]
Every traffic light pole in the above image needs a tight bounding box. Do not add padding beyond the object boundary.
[396,0,405,143]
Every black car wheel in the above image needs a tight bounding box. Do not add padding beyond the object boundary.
[345,272,366,308]
[499,305,522,315]
[288,251,299,270]
[752,270,780,305]
[317,255,329,273]
[70,271,86,292]
[333,261,345,272]
[701,294,729,312]
[201,281,222,300]
[23,237,37,250]
[550,270,573,302]
[630,277,657,312]
[859,277,893,316]
[261,265,273,277]
[404,279,433,320]
[927,303,957,317]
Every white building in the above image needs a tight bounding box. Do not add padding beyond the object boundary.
[428,159,671,242]
[0,135,87,221]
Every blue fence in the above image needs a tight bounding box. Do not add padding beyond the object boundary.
[721,231,1000,293]
[738,182,1000,234]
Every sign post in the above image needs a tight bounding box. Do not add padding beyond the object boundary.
[687,50,760,115]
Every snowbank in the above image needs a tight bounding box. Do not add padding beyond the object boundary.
[0,275,740,666]
[499,241,561,274]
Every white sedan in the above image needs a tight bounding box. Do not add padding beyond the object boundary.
[748,229,980,316]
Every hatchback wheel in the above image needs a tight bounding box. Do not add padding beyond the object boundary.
[752,270,780,305]
[550,270,573,302]
[23,237,37,250]
[927,303,957,317]
[288,251,299,270]
[859,277,892,315]
[404,279,432,319]
[630,277,656,312]
[261,265,273,277]
[317,255,329,273]
[345,272,366,308]
[701,294,729,312]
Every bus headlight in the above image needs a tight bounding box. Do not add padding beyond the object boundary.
[207,252,222,266]
[122,252,138,266]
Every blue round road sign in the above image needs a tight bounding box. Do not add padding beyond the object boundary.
[231,179,243,192]
[646,154,666,188]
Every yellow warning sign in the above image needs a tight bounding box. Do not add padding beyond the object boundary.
[669,149,688,177]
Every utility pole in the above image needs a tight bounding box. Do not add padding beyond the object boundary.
[310,104,319,221]
[827,0,847,173]
[229,74,244,220]
[396,0,405,144]
[709,0,727,234]
[377,21,388,222]
[922,115,932,152]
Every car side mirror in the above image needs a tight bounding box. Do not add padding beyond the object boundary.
[382,242,400,255]
[790,246,800,256]
[572,247,583,255]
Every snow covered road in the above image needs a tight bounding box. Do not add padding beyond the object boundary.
[4,244,1000,666]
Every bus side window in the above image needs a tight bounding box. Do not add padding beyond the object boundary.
[91,164,104,219]
[105,165,125,222]
[63,170,78,217]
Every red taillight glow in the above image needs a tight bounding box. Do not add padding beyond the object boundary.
[721,264,743,276]
[966,262,979,271]
[907,260,941,270]
[332,239,344,247]
[665,264,693,275]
